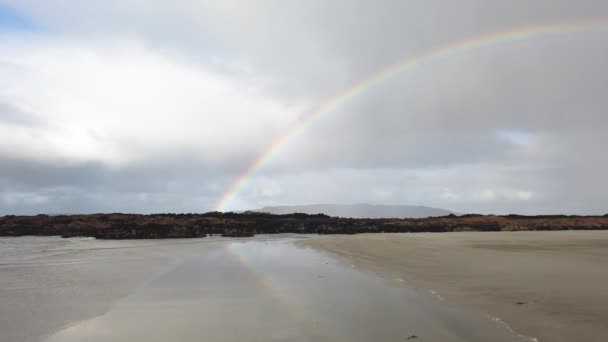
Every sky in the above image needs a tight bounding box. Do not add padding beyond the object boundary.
[1,1,607,215]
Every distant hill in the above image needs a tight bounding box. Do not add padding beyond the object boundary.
[250,204,453,218]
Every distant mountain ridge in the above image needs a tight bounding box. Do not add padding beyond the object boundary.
[250,204,453,218]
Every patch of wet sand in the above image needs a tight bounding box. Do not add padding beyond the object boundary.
[43,239,523,342]
[0,237,228,342]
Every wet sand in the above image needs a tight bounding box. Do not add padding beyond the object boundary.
[302,231,608,342]
[0,237,227,342]
[1,235,525,342]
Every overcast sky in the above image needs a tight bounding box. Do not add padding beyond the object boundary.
[1,1,607,215]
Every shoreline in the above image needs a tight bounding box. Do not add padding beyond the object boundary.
[300,231,608,342]
[2,213,608,239]
[3,235,522,342]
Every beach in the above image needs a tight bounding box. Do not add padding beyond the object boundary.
[1,235,527,342]
[302,231,608,342]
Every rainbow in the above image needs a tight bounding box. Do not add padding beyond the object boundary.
[224,241,341,338]
[224,242,297,311]
[214,19,608,212]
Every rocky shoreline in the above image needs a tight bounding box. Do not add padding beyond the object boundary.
[1,212,607,239]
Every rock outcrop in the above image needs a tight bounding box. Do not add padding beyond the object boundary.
[1,212,607,239]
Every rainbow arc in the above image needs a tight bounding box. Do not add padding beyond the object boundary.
[214,19,608,212]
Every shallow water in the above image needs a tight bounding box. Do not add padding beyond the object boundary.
[33,238,524,342]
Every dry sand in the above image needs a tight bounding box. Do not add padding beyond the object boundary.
[301,231,608,342]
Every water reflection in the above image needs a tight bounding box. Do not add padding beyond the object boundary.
[45,239,524,342]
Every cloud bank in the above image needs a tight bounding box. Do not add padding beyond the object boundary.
[1,0,607,214]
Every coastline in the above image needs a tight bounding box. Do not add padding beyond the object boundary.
[300,231,608,342]
[2,213,608,239]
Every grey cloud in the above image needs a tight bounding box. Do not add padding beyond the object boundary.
[1,0,607,213]
[0,156,228,214]
[286,31,608,165]
[0,102,43,126]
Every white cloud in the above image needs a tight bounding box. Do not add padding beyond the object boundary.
[440,189,461,200]
[0,35,303,167]
[473,189,497,201]
[472,189,534,202]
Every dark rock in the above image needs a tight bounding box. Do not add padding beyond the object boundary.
[1,212,607,239]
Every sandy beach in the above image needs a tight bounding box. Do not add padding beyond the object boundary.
[2,235,526,342]
[302,231,608,342]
